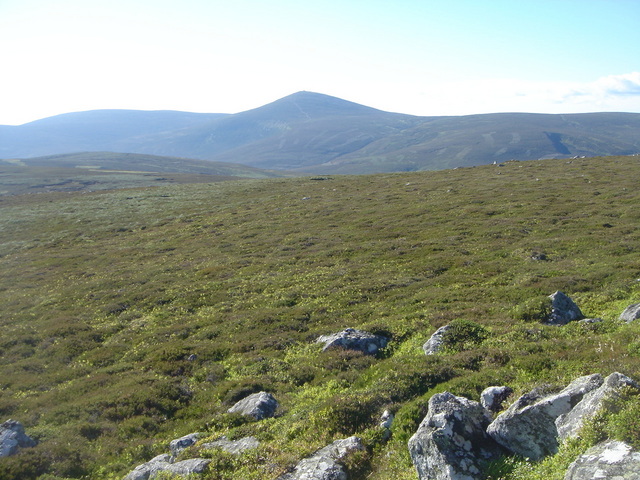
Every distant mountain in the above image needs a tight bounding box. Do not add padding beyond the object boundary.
[0,110,227,159]
[2,92,639,174]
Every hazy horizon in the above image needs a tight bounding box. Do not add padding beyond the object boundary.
[1,0,639,125]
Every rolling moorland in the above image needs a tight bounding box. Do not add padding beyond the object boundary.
[1,155,640,479]
[2,92,640,174]
[0,152,285,196]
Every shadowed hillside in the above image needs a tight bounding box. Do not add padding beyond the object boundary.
[0,152,285,195]
[2,92,639,174]
[0,110,227,159]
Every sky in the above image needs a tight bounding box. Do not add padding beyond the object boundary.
[1,0,639,125]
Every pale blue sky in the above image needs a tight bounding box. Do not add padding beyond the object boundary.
[1,0,639,124]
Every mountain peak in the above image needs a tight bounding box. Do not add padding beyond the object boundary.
[243,91,383,119]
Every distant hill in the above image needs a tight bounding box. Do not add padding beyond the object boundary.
[0,110,227,159]
[2,92,640,174]
[0,152,284,195]
[2,151,282,177]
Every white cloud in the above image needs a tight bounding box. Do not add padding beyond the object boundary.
[395,73,640,116]
[577,72,640,97]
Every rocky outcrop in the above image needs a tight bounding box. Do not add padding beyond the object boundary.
[228,391,278,420]
[202,435,260,455]
[277,436,364,480]
[422,325,452,355]
[123,454,210,480]
[619,302,640,323]
[556,372,640,440]
[564,440,640,479]
[545,291,583,325]
[0,419,37,458]
[169,432,201,456]
[486,374,603,460]
[480,386,513,413]
[408,392,504,480]
[316,328,389,355]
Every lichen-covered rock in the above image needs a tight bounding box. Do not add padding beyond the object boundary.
[619,303,640,323]
[123,454,210,480]
[165,458,211,476]
[123,454,173,480]
[565,440,640,480]
[0,419,37,458]
[556,372,640,440]
[277,436,364,480]
[316,328,389,355]
[408,392,504,480]
[422,325,452,355]
[480,386,513,413]
[169,432,201,456]
[228,391,278,420]
[202,435,260,455]
[486,374,603,460]
[578,318,603,324]
[380,410,394,440]
[380,409,394,429]
[545,291,584,325]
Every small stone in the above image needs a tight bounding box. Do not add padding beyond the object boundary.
[620,303,640,323]
[481,386,513,413]
[202,436,260,455]
[316,328,388,355]
[0,420,37,458]
[380,410,394,429]
[169,432,201,456]
[228,392,278,420]
[422,325,452,355]
[277,436,364,480]
[545,291,583,325]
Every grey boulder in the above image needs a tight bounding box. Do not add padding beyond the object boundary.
[0,419,37,458]
[277,436,364,480]
[228,391,278,420]
[620,303,640,323]
[166,458,211,476]
[316,328,389,355]
[480,386,513,413]
[545,291,583,325]
[123,454,210,480]
[422,325,452,355]
[565,440,640,480]
[556,372,640,440]
[202,435,260,455]
[408,392,504,480]
[486,374,603,460]
[169,432,201,456]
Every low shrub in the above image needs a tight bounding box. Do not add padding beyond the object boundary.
[512,295,552,323]
[440,319,489,352]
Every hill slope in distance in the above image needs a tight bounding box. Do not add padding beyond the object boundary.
[2,91,640,174]
[0,152,284,195]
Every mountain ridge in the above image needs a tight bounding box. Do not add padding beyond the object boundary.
[2,91,639,173]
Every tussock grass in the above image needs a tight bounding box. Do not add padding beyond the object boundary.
[1,156,640,479]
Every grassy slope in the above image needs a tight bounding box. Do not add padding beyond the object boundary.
[0,152,285,195]
[1,156,640,479]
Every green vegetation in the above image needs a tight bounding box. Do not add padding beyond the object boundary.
[0,152,284,195]
[1,156,640,479]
